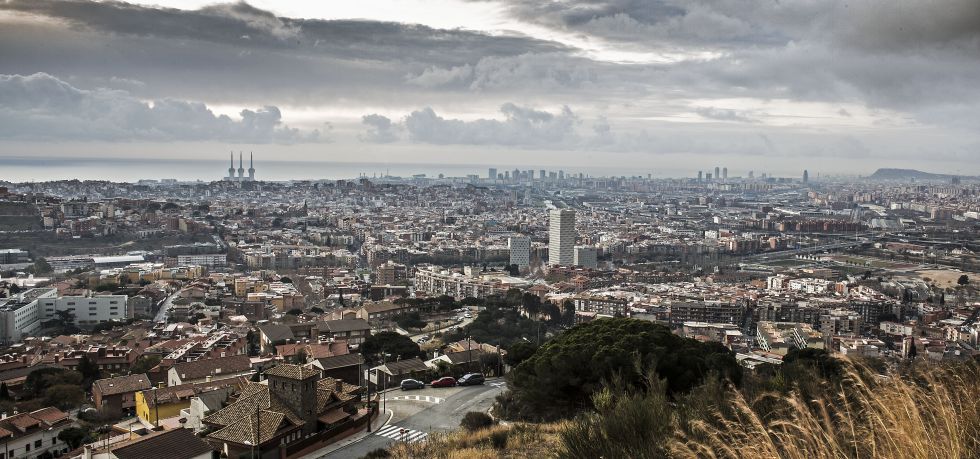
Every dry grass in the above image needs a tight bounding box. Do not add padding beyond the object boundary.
[672,361,980,459]
[383,360,980,459]
[385,422,564,459]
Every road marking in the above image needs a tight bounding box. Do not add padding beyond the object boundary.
[389,395,444,403]
[489,382,506,388]
[375,425,428,443]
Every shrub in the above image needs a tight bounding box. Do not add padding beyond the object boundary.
[460,411,495,432]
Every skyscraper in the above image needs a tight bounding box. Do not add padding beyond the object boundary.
[722,167,728,180]
[508,235,531,268]
[548,209,575,266]
[540,169,546,180]
[488,168,497,180]
[803,169,809,184]
[698,171,703,182]
[714,166,720,180]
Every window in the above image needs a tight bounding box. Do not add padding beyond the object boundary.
[35,440,42,448]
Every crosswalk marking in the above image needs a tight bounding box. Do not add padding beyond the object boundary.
[375,424,428,443]
[389,395,444,404]
[489,382,506,388]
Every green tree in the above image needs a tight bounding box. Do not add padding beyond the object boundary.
[361,331,423,363]
[291,349,308,365]
[503,341,538,367]
[77,355,102,389]
[0,382,9,400]
[505,318,741,421]
[33,257,53,275]
[130,355,161,375]
[45,384,85,410]
[958,274,970,286]
[286,308,303,315]
[58,427,92,449]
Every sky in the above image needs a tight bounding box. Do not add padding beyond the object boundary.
[1,0,978,179]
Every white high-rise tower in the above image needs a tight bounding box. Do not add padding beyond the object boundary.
[548,209,575,266]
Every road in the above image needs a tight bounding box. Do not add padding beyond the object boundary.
[154,290,180,323]
[317,380,506,458]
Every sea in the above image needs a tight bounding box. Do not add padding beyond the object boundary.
[0,155,678,183]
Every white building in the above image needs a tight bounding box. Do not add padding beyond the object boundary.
[37,294,132,327]
[548,209,576,266]
[574,246,598,268]
[177,253,227,269]
[508,235,531,268]
[0,287,57,343]
[0,407,75,459]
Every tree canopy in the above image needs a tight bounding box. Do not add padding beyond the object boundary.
[361,331,424,363]
[504,318,742,421]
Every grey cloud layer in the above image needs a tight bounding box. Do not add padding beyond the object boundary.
[0,0,978,168]
[0,73,319,142]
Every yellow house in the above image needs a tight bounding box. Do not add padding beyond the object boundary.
[135,379,243,424]
[136,385,193,424]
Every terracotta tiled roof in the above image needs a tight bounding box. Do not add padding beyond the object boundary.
[111,428,214,459]
[93,373,151,396]
[208,409,287,446]
[264,363,320,380]
[171,354,251,381]
[28,407,70,425]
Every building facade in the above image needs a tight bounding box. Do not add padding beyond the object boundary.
[548,209,575,266]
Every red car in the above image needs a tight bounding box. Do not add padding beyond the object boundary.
[430,376,457,388]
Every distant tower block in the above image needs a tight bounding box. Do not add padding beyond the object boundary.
[697,171,703,182]
[722,167,728,180]
[803,169,809,184]
[714,166,720,180]
[248,152,256,181]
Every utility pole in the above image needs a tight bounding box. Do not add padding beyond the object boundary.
[255,402,261,459]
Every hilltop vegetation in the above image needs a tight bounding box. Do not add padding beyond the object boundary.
[372,318,980,458]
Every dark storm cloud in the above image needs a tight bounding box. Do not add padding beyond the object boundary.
[0,73,320,142]
[403,104,577,146]
[0,0,565,63]
[492,0,980,52]
[0,0,567,106]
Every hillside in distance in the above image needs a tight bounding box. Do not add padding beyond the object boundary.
[868,168,967,181]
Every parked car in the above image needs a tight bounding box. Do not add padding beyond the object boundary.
[400,379,425,391]
[457,373,485,386]
[430,376,457,388]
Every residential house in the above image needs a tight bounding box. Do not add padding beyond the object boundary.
[167,354,253,386]
[203,364,366,459]
[92,373,152,417]
[0,407,73,459]
[317,319,371,346]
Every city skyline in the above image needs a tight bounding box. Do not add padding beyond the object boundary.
[2,0,979,176]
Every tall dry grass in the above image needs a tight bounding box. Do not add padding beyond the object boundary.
[380,360,980,459]
[672,360,980,459]
[385,422,564,459]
